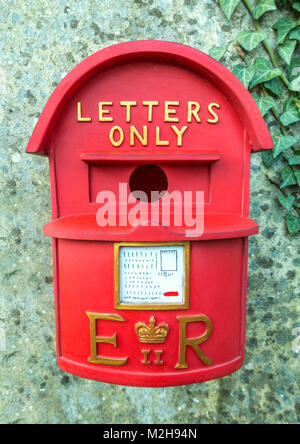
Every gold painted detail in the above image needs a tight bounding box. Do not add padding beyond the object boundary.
[135,316,169,344]
[175,314,213,369]
[77,101,92,122]
[141,349,164,365]
[154,350,164,366]
[86,312,128,366]
[141,350,151,365]
[207,103,220,124]
[77,100,221,146]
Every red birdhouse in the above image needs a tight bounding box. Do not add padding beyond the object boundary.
[26,41,273,386]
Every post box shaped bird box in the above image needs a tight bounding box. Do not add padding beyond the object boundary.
[26,41,273,386]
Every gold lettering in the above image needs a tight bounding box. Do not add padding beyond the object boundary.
[120,101,137,123]
[130,126,148,146]
[143,101,159,122]
[187,101,201,123]
[77,102,91,122]
[154,350,164,366]
[156,126,169,146]
[207,103,220,124]
[171,125,188,147]
[175,315,213,369]
[86,312,128,366]
[109,126,124,147]
[141,350,151,365]
[98,102,113,122]
[164,101,179,122]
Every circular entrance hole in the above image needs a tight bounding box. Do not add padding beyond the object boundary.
[129,164,168,202]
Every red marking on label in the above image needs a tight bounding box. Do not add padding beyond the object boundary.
[164,291,179,297]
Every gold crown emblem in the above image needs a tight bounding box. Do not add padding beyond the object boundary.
[135,316,169,344]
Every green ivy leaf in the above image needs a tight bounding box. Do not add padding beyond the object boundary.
[289,155,300,165]
[273,17,298,44]
[220,0,241,20]
[287,57,300,82]
[209,45,228,61]
[252,94,276,116]
[280,167,297,188]
[254,57,272,71]
[286,214,300,235]
[232,64,254,88]
[295,170,300,186]
[278,194,295,210]
[265,77,283,96]
[289,75,300,92]
[270,126,281,139]
[262,151,275,167]
[250,67,281,88]
[237,30,268,51]
[273,135,297,158]
[293,3,300,13]
[253,0,276,19]
[283,97,294,112]
[281,110,300,126]
[251,58,282,88]
[289,27,300,41]
[290,57,300,68]
[280,97,300,126]
[278,39,297,65]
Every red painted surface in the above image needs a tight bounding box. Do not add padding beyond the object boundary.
[26,41,272,386]
[43,213,259,241]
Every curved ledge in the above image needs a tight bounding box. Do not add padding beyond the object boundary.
[43,213,259,241]
[57,354,244,387]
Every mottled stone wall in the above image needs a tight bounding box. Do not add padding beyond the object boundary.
[0,0,299,424]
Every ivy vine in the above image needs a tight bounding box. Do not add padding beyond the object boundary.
[210,0,300,235]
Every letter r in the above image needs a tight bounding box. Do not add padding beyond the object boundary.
[175,315,213,369]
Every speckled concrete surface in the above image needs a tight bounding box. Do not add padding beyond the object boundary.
[0,0,299,424]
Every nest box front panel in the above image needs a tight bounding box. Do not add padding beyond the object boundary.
[52,60,246,218]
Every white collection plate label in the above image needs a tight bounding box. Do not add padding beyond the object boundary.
[119,245,185,305]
